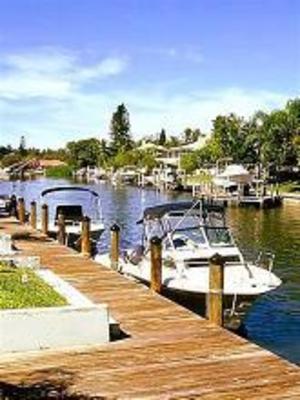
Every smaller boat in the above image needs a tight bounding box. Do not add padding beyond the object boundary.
[0,195,12,216]
[38,186,105,250]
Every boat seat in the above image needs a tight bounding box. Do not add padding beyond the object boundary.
[55,205,83,225]
[128,244,145,265]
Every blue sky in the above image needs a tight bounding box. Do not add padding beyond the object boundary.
[0,0,299,148]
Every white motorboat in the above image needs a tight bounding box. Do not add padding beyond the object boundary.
[95,200,281,312]
[38,186,105,250]
[0,194,11,216]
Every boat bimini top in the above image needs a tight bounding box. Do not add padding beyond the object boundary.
[41,186,99,198]
[40,186,103,225]
[138,199,230,250]
[138,200,224,223]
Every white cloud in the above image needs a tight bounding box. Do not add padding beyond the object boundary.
[0,48,128,100]
[125,87,290,136]
[77,57,127,80]
[0,84,292,149]
[0,47,294,148]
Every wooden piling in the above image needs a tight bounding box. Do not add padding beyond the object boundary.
[110,223,120,270]
[207,253,224,326]
[57,212,66,245]
[81,216,91,257]
[10,195,17,218]
[41,203,49,236]
[30,201,37,229]
[17,197,26,224]
[150,236,162,293]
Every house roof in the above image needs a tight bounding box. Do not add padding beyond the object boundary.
[219,164,251,178]
[137,142,165,151]
[38,159,67,168]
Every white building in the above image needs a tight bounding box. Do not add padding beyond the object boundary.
[157,136,208,168]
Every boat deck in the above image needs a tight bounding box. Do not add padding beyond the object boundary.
[0,216,300,399]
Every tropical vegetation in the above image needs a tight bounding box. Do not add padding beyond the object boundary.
[1,99,299,182]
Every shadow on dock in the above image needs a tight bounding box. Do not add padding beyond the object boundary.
[0,374,103,400]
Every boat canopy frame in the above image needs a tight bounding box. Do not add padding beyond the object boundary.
[138,199,224,223]
[139,199,227,250]
[41,186,100,198]
[40,186,103,223]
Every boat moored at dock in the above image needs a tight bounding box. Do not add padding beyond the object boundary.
[38,186,104,250]
[95,200,282,317]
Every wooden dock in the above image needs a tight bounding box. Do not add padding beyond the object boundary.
[0,216,300,399]
[236,195,282,208]
[194,194,282,209]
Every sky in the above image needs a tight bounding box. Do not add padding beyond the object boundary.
[0,0,299,148]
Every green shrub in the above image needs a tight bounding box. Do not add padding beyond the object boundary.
[45,165,73,178]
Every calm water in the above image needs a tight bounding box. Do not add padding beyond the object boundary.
[1,178,300,365]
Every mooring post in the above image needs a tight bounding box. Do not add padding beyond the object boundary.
[10,194,17,218]
[17,197,26,224]
[207,253,224,326]
[81,216,91,257]
[110,223,120,270]
[41,203,49,236]
[150,236,162,293]
[30,201,37,229]
[57,212,66,245]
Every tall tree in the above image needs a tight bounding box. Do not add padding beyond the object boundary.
[158,128,166,145]
[261,110,297,168]
[110,103,132,153]
[211,114,245,162]
[184,128,193,143]
[19,135,27,157]
[192,128,202,142]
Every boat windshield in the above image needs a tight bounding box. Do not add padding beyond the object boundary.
[163,214,200,231]
[178,229,206,245]
[205,227,233,246]
[164,229,206,250]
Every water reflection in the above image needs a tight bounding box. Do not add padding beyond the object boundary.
[0,179,299,364]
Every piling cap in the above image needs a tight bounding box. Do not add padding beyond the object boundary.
[41,203,48,209]
[210,253,224,266]
[18,197,24,202]
[110,223,120,232]
[30,200,36,205]
[150,236,162,245]
[83,215,91,222]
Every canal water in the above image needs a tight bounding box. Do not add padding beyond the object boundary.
[1,178,300,365]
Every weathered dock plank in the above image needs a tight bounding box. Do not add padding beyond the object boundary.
[0,216,299,399]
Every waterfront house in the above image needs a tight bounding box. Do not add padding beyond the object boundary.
[157,135,208,169]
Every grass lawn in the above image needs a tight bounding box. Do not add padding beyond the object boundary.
[0,262,67,309]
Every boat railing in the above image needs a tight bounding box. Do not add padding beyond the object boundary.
[255,251,275,273]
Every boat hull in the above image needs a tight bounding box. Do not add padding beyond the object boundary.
[39,222,105,254]
[94,253,278,330]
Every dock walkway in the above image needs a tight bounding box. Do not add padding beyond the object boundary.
[0,217,300,399]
